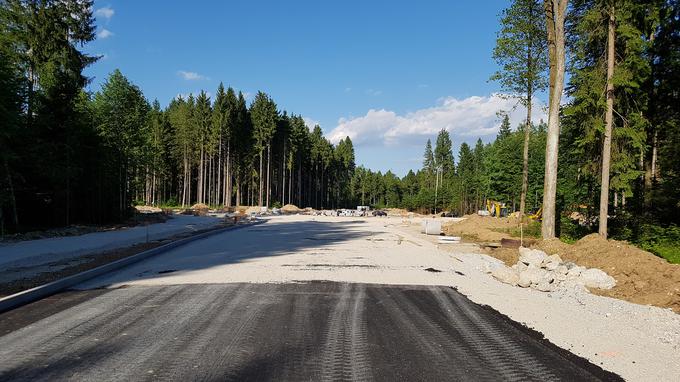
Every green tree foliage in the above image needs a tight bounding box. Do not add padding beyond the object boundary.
[93,70,151,218]
[1,0,678,261]
[491,0,548,219]
[434,129,455,175]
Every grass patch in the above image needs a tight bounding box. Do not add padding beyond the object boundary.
[493,220,542,239]
[641,243,680,264]
[633,225,680,264]
[610,218,680,265]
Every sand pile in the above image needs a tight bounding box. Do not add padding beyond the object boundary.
[134,205,162,213]
[189,203,209,216]
[443,214,519,241]
[281,204,301,213]
[245,206,264,215]
[384,208,413,217]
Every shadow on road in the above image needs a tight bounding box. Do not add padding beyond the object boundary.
[80,217,376,288]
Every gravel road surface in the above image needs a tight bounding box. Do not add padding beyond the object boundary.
[0,215,676,381]
[0,282,618,381]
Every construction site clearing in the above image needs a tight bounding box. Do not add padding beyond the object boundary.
[3,203,678,315]
[441,214,680,314]
[182,202,679,315]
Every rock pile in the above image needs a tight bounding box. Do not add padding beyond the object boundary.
[491,247,616,292]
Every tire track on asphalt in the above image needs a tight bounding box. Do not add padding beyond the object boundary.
[0,286,184,380]
[369,286,496,381]
[442,289,600,381]
[111,284,238,381]
[429,287,554,381]
[212,286,277,382]
[277,286,319,380]
[320,283,372,381]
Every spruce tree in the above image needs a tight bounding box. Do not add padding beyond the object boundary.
[491,0,548,220]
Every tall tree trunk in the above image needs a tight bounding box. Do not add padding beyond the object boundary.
[298,161,302,206]
[236,172,241,207]
[520,83,532,221]
[541,0,568,239]
[226,143,231,207]
[289,165,293,206]
[598,6,616,239]
[258,149,264,206]
[282,141,286,206]
[217,135,222,205]
[226,139,231,207]
[266,144,271,208]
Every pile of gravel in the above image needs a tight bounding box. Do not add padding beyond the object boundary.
[491,247,616,292]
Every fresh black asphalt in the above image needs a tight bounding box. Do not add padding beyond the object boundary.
[0,282,621,381]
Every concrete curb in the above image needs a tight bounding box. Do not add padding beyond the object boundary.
[0,219,264,313]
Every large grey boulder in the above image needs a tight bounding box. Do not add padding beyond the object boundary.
[518,247,547,267]
[492,266,520,286]
[542,254,563,271]
[555,264,569,275]
[580,268,616,289]
[518,265,547,287]
[567,265,586,279]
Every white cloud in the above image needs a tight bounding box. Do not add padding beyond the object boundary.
[303,117,320,131]
[97,28,114,39]
[327,94,546,146]
[177,70,208,81]
[365,89,382,96]
[95,6,115,20]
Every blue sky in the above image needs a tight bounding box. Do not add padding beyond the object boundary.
[85,1,546,176]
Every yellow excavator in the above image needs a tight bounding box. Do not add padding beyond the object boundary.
[485,200,508,218]
[529,206,542,221]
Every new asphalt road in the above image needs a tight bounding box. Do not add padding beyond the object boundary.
[0,217,621,381]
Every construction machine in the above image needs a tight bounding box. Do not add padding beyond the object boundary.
[529,206,543,221]
[485,200,509,218]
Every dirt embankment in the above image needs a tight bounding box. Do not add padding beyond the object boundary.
[443,214,520,241]
[535,235,680,313]
[444,217,680,313]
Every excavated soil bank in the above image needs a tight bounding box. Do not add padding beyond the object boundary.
[444,216,680,313]
[536,234,680,313]
[443,214,520,241]
[487,234,680,313]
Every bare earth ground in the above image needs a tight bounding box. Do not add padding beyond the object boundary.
[443,215,680,313]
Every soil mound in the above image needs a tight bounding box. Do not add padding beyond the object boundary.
[190,203,209,211]
[385,208,412,217]
[245,206,263,215]
[281,204,301,213]
[443,214,520,241]
[534,234,680,313]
